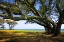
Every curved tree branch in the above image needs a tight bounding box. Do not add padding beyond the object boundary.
[0,4,13,19]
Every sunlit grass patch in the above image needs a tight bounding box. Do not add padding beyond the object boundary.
[0,30,28,33]
[0,29,44,33]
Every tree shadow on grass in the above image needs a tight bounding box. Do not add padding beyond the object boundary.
[0,32,64,42]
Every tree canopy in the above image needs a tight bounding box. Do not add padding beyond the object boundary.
[0,0,64,36]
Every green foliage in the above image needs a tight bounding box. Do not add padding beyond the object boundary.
[60,1,64,8]
[7,20,17,29]
[11,6,19,13]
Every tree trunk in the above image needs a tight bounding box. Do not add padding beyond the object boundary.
[54,22,62,36]
[9,25,12,30]
[45,27,53,34]
[53,14,63,36]
[45,24,52,34]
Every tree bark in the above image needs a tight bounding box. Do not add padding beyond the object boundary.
[53,14,63,36]
[45,22,53,34]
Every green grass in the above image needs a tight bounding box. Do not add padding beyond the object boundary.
[0,30,64,42]
[0,29,45,33]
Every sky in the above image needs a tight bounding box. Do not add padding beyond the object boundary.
[4,20,64,29]
[4,20,44,29]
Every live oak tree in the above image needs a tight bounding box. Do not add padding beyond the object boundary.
[0,0,64,36]
[0,18,17,30]
[6,19,18,30]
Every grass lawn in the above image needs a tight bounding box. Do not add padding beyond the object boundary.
[0,30,64,42]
